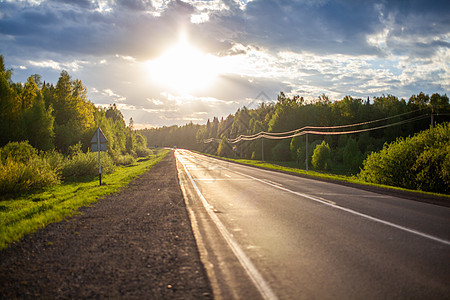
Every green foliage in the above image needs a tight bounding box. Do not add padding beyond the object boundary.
[22,97,54,151]
[271,140,291,161]
[61,152,115,179]
[312,140,331,170]
[343,138,363,173]
[290,134,302,161]
[359,123,450,193]
[217,136,233,157]
[136,146,152,157]
[0,142,59,196]
[113,154,136,166]
[0,141,37,163]
[0,56,148,165]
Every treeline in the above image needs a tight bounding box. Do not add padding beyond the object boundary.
[0,55,148,157]
[141,91,449,176]
[0,55,150,196]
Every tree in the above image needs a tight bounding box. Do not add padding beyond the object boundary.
[343,137,363,173]
[217,136,232,157]
[0,56,16,146]
[22,96,54,150]
[52,71,94,152]
[312,140,331,170]
[290,134,303,162]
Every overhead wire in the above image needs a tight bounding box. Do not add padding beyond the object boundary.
[201,110,432,144]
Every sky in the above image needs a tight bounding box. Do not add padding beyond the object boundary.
[1,0,449,128]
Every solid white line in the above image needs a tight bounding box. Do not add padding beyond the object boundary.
[227,168,450,246]
[185,151,450,246]
[176,151,279,300]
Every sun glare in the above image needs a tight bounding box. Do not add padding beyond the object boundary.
[146,36,220,94]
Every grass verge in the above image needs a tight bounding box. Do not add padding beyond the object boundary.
[0,149,170,250]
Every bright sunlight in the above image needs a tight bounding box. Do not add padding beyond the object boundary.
[146,35,221,94]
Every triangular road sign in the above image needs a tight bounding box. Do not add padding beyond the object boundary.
[90,127,108,144]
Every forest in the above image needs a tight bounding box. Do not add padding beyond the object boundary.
[141,92,450,193]
[0,55,150,196]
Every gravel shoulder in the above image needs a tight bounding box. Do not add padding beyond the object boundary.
[0,152,212,299]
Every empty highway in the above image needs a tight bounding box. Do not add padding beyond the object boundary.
[176,150,450,300]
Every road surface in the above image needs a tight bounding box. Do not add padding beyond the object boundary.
[176,150,450,300]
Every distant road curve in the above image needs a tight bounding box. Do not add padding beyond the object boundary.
[176,149,450,300]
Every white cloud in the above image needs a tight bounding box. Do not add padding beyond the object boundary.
[27,59,61,70]
[190,12,209,24]
[147,98,164,105]
[101,88,126,102]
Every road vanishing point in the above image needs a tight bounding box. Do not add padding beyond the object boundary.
[176,149,450,300]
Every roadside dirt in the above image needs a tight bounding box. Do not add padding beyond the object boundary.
[0,152,212,299]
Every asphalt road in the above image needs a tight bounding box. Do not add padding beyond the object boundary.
[176,150,450,300]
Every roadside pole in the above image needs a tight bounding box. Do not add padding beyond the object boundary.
[261,135,264,162]
[98,129,102,185]
[90,127,108,186]
[305,132,308,171]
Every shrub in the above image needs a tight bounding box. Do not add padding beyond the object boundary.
[61,152,115,179]
[41,150,65,171]
[0,141,37,163]
[114,154,136,166]
[312,140,331,170]
[0,156,60,196]
[136,146,152,157]
[359,122,450,193]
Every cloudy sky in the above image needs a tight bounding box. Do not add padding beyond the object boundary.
[1,0,449,128]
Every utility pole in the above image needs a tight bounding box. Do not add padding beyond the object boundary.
[431,105,434,129]
[98,130,102,185]
[305,132,308,171]
[261,135,264,162]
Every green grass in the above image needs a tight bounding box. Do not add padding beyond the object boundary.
[0,149,170,250]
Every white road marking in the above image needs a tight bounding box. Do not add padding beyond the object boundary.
[187,150,450,247]
[194,178,254,181]
[230,168,450,246]
[177,151,279,300]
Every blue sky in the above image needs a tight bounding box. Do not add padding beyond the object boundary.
[1,0,449,128]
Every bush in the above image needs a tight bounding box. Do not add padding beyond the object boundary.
[0,141,37,163]
[312,140,331,170]
[359,122,450,193]
[41,150,65,171]
[61,152,115,178]
[114,154,136,166]
[0,156,60,196]
[136,146,152,157]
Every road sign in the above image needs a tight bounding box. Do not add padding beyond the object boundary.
[90,127,108,186]
[91,127,108,144]
[91,143,107,151]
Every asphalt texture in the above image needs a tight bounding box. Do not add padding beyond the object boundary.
[0,152,212,299]
[176,150,450,300]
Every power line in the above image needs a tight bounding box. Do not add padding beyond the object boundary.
[202,112,431,144]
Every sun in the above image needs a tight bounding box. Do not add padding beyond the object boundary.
[146,35,220,94]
